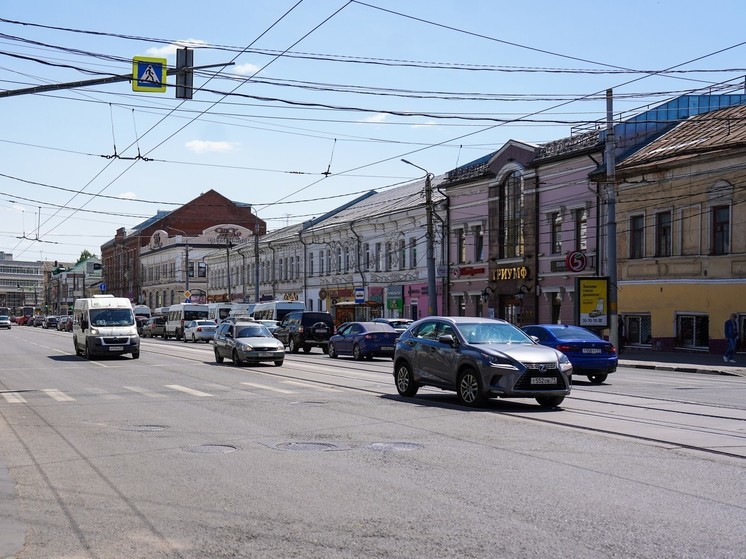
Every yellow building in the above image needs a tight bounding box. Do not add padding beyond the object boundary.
[614,104,746,354]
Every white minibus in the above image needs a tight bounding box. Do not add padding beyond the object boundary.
[72,295,140,359]
[251,300,304,322]
[165,303,209,340]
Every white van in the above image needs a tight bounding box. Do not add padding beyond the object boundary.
[207,302,235,324]
[73,295,140,359]
[165,303,209,340]
[251,300,304,322]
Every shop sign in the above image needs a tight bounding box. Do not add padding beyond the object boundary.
[452,266,486,278]
[492,266,529,281]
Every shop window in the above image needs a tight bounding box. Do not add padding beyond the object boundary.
[626,314,652,345]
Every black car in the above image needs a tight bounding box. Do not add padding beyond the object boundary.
[273,311,335,354]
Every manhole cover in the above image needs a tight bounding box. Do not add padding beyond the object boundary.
[366,442,423,452]
[121,425,167,432]
[274,442,340,452]
[183,444,238,454]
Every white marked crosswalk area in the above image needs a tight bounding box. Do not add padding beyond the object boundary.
[1,379,350,404]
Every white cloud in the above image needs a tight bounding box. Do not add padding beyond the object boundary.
[185,140,239,153]
[118,192,137,200]
[146,39,207,58]
[234,63,260,76]
[361,113,387,123]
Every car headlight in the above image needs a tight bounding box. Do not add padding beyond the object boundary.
[558,353,573,372]
[485,353,518,369]
[90,328,99,335]
[239,344,253,352]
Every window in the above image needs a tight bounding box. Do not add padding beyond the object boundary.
[336,248,342,274]
[326,249,331,275]
[309,252,314,277]
[712,205,729,255]
[198,262,206,278]
[386,242,392,271]
[676,313,709,349]
[363,243,370,272]
[499,171,524,259]
[319,250,324,275]
[375,243,382,272]
[630,215,645,259]
[344,247,350,272]
[550,212,562,254]
[409,238,417,269]
[456,228,466,264]
[474,225,484,262]
[574,208,587,252]
[399,239,406,270]
[626,314,652,345]
[656,211,672,257]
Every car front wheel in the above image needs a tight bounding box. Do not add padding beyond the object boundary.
[328,342,338,359]
[214,347,224,363]
[353,344,364,361]
[536,395,565,408]
[457,368,485,407]
[588,374,607,384]
[395,362,419,397]
[232,350,243,366]
[288,337,299,354]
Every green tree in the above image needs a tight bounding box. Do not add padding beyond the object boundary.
[76,250,97,265]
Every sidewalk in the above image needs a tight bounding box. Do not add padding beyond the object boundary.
[619,348,746,377]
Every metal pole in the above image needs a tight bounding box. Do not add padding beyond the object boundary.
[605,90,618,349]
[401,159,438,316]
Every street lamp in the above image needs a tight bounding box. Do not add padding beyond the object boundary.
[402,159,438,317]
[167,226,190,293]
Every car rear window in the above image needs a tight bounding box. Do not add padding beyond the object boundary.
[550,326,600,341]
[300,313,333,326]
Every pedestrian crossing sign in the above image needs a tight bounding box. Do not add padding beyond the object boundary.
[132,56,167,92]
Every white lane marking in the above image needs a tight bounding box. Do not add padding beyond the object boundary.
[124,385,167,398]
[83,387,123,400]
[240,381,295,394]
[41,389,75,402]
[165,384,213,397]
[2,392,27,403]
[281,380,341,392]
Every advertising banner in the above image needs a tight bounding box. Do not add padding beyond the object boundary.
[576,276,609,328]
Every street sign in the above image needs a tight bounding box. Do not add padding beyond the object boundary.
[354,287,365,303]
[184,290,191,299]
[99,283,107,292]
[132,57,167,92]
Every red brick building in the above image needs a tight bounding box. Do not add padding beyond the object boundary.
[100,190,265,303]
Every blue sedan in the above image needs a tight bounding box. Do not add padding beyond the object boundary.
[522,324,617,384]
[328,321,399,360]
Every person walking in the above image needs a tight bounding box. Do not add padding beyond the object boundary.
[723,313,738,363]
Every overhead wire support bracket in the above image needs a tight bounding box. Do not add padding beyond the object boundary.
[0,62,234,99]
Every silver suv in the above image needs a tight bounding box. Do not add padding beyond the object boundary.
[393,316,572,408]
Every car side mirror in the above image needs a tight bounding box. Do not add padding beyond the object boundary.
[530,335,539,343]
[438,334,456,345]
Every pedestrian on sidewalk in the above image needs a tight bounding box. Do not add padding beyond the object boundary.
[724,313,738,363]
[617,315,626,354]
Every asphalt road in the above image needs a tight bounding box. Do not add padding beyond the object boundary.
[1,327,744,558]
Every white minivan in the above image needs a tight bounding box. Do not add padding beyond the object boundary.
[73,295,140,359]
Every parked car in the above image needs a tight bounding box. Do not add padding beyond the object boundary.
[328,321,399,360]
[32,315,45,327]
[0,315,11,329]
[522,324,617,384]
[393,317,573,408]
[273,311,335,354]
[183,319,218,343]
[141,316,166,339]
[43,316,59,329]
[56,316,70,331]
[213,320,285,366]
[372,317,413,334]
[135,315,149,335]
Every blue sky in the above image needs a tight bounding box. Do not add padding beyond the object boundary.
[2,0,746,262]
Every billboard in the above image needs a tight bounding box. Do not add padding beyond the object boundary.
[576,276,609,328]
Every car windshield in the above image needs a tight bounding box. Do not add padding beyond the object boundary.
[458,322,534,345]
[236,325,271,338]
[89,309,135,327]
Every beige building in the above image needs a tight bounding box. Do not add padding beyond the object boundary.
[614,104,746,354]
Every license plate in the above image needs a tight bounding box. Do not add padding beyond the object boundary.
[381,346,394,351]
[531,377,557,385]
[109,346,124,351]
[582,348,602,354]
[258,352,274,357]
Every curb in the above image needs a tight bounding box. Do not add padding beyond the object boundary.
[620,362,745,377]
